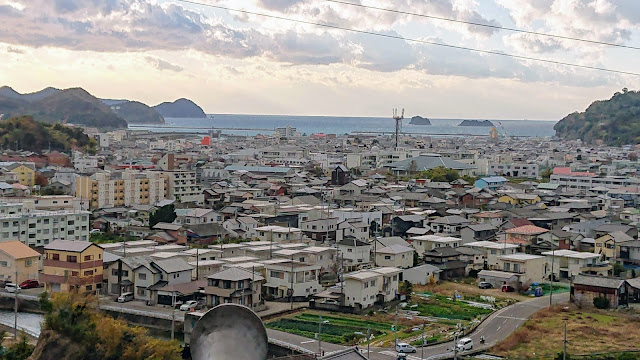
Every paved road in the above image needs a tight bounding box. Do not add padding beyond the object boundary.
[267,292,570,360]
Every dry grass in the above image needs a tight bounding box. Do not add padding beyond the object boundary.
[493,305,640,359]
[415,280,530,302]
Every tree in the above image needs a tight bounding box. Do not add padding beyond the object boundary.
[541,168,553,180]
[149,204,176,228]
[2,332,34,360]
[398,280,413,295]
[416,166,460,182]
[613,262,625,276]
[593,296,610,309]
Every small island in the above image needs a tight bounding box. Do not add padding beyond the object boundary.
[409,116,431,125]
[459,120,494,127]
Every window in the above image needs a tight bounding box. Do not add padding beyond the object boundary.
[25,259,32,267]
[138,273,146,280]
[86,285,92,291]
[384,255,391,260]
[0,261,7,267]
[513,264,521,272]
[72,271,79,276]
[52,253,59,261]
[67,255,77,263]
[84,255,93,261]
[84,270,94,276]
[137,288,146,296]
[364,282,369,288]
[112,269,118,276]
[503,263,511,271]
[347,249,353,253]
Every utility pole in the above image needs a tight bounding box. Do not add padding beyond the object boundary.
[366,327,370,360]
[550,242,555,307]
[196,246,199,280]
[393,108,404,151]
[318,313,323,355]
[290,255,294,310]
[171,291,176,340]
[563,322,568,360]
[394,305,398,348]
[421,319,425,360]
[13,271,18,339]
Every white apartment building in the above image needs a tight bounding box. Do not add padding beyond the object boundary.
[542,249,610,279]
[343,266,401,309]
[259,145,307,160]
[550,174,640,190]
[0,205,90,246]
[488,163,539,178]
[346,149,420,170]
[263,260,322,299]
[158,170,204,204]
[410,234,461,256]
[73,155,101,173]
[463,241,519,270]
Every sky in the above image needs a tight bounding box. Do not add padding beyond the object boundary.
[0,0,639,120]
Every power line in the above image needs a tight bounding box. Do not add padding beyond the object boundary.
[174,0,640,77]
[325,0,640,51]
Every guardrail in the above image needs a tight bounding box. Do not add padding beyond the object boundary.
[269,338,316,355]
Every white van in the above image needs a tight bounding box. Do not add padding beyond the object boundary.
[395,343,416,353]
[117,292,134,303]
[456,337,473,351]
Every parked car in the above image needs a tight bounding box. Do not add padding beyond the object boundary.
[395,343,416,353]
[501,285,515,292]
[117,292,134,303]
[456,337,473,351]
[478,281,493,289]
[19,279,39,289]
[5,283,18,293]
[180,300,200,311]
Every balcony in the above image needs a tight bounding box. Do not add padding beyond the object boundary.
[43,259,103,270]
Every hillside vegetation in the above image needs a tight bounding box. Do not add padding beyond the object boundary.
[0,86,127,129]
[554,89,640,145]
[154,98,206,118]
[110,100,165,124]
[0,116,97,153]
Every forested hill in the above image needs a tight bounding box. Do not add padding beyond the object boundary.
[554,89,640,145]
[0,116,97,154]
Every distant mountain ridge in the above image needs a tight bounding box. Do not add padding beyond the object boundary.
[0,86,127,128]
[0,86,208,126]
[153,98,206,118]
[554,89,640,145]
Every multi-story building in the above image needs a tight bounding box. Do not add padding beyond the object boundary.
[41,240,103,293]
[76,170,168,209]
[204,267,264,309]
[0,203,90,246]
[263,260,322,299]
[346,149,419,170]
[550,167,640,190]
[343,266,401,309]
[542,249,610,279]
[2,162,36,187]
[157,170,203,204]
[487,163,539,178]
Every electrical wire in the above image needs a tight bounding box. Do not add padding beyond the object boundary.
[174,0,640,77]
[325,0,640,51]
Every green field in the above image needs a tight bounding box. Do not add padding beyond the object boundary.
[266,313,394,344]
[412,293,493,321]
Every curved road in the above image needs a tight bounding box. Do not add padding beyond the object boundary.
[268,292,570,360]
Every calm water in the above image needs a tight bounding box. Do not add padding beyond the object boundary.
[129,115,558,138]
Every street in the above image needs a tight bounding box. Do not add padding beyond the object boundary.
[266,292,570,360]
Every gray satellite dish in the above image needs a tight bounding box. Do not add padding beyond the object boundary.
[190,303,268,360]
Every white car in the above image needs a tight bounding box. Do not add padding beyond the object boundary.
[395,343,416,353]
[4,283,18,293]
[180,300,199,311]
[456,337,473,351]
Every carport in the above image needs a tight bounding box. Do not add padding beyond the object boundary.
[477,270,520,289]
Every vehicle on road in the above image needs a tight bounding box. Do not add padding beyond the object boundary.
[395,343,416,353]
[19,279,39,289]
[478,281,493,289]
[501,285,515,292]
[396,353,407,360]
[4,283,18,293]
[117,292,134,303]
[456,337,473,351]
[180,300,200,311]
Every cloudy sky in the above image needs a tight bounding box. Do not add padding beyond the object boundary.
[0,0,639,120]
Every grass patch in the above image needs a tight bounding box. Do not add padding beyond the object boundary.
[412,293,492,321]
[493,305,640,359]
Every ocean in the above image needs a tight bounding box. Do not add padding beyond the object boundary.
[129,114,558,138]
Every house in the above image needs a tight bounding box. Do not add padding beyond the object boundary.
[337,237,371,271]
[41,240,104,293]
[263,260,322,300]
[255,225,304,243]
[572,274,628,308]
[302,246,336,272]
[504,225,551,253]
[204,267,264,310]
[477,270,520,289]
[300,218,338,242]
[594,223,637,240]
[542,249,610,279]
[174,208,222,225]
[463,241,519,270]
[402,264,442,285]
[423,247,467,279]
[460,224,498,243]
[410,234,461,256]
[497,253,545,286]
[391,215,424,237]
[619,240,640,268]
[594,231,634,261]
[331,165,351,186]
[474,176,508,190]
[148,258,194,305]
[337,219,369,242]
[374,244,414,269]
[342,267,402,310]
[6,163,36,187]
[428,215,472,235]
[106,256,156,299]
[470,212,504,227]
[185,223,229,245]
[0,241,41,284]
[497,193,542,206]
[150,222,187,244]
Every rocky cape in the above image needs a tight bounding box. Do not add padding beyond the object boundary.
[459,120,494,127]
[554,89,640,146]
[153,98,206,118]
[409,116,431,125]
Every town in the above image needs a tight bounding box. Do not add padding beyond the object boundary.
[0,123,639,360]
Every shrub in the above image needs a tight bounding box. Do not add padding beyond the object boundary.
[593,296,610,309]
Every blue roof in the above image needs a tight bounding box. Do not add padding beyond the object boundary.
[224,165,292,174]
[479,176,508,183]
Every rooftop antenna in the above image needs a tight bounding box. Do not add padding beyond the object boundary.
[393,108,404,150]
